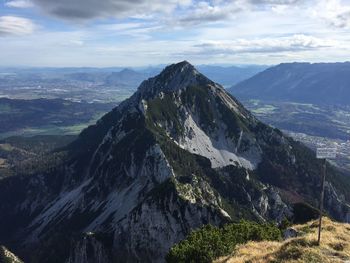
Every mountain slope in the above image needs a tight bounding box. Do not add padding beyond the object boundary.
[104,68,148,87]
[196,65,267,87]
[229,62,350,105]
[215,217,350,263]
[0,135,76,179]
[0,61,349,263]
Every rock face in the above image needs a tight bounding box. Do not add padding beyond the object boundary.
[283,228,298,240]
[66,233,112,263]
[0,61,349,263]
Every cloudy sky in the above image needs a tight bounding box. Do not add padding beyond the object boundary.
[0,0,350,66]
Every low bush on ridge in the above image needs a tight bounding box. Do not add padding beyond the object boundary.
[166,220,281,263]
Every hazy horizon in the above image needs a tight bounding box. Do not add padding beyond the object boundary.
[2,61,350,70]
[0,62,269,69]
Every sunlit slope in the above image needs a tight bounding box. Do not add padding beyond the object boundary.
[216,218,350,263]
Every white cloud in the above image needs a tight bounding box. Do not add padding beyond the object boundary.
[174,1,244,26]
[27,0,309,24]
[249,0,303,4]
[0,26,348,67]
[0,0,349,66]
[313,0,350,28]
[170,0,311,27]
[0,16,36,36]
[5,0,34,8]
[30,0,192,21]
[95,22,162,40]
[191,34,337,55]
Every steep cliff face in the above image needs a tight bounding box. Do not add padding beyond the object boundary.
[66,233,112,263]
[0,61,349,263]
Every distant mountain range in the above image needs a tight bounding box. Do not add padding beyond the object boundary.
[65,68,150,87]
[0,64,266,90]
[230,62,350,105]
[196,65,267,87]
[0,61,349,263]
[100,64,267,87]
[104,69,149,86]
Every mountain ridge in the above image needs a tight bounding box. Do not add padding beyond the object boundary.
[0,61,349,263]
[229,62,350,105]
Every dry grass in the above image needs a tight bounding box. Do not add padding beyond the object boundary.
[215,218,350,263]
[0,158,9,168]
[0,143,15,152]
[0,245,24,263]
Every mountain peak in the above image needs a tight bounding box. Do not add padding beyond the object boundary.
[164,60,194,72]
[118,68,137,74]
[1,60,350,263]
[136,61,214,98]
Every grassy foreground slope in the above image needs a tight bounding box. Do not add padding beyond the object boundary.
[215,218,350,263]
[166,221,282,263]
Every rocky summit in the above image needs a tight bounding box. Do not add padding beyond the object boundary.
[0,61,349,263]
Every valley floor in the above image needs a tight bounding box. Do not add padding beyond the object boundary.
[286,132,350,172]
[240,99,350,173]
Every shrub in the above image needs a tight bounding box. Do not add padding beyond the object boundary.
[166,221,281,263]
[292,203,319,224]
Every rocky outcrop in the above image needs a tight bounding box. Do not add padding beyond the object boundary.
[66,233,112,263]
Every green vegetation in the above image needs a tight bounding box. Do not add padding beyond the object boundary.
[181,85,216,132]
[215,97,248,141]
[1,135,76,153]
[0,135,75,179]
[166,221,281,263]
[251,104,277,114]
[147,94,184,135]
[0,98,114,138]
[216,218,350,263]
